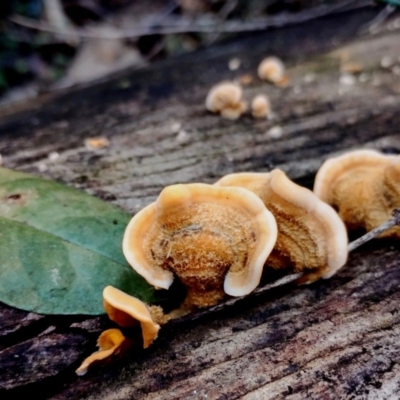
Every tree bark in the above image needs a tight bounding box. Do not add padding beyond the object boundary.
[1,5,400,399]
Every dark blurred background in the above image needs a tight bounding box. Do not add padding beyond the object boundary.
[0,0,374,104]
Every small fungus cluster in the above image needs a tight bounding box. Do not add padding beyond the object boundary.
[77,149,399,374]
[205,82,247,120]
[205,56,287,120]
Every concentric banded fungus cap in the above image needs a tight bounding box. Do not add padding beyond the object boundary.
[314,149,400,237]
[123,183,277,307]
[76,328,126,376]
[103,286,160,348]
[205,82,247,120]
[216,170,348,283]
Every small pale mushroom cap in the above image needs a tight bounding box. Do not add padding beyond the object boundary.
[216,170,348,282]
[251,94,272,119]
[220,101,247,120]
[205,81,242,112]
[205,81,247,120]
[257,56,287,85]
[123,183,277,307]
[76,328,126,376]
[103,286,160,348]
[314,149,400,236]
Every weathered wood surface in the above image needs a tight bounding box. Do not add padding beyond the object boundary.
[1,5,400,399]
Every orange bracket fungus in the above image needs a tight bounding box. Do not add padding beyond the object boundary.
[215,169,348,284]
[257,56,288,87]
[314,149,400,238]
[205,81,247,120]
[123,183,278,309]
[251,94,272,119]
[76,286,163,375]
[102,286,161,348]
[76,184,277,375]
[76,328,127,376]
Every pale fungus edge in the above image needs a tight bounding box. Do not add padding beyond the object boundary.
[216,169,349,281]
[123,182,279,299]
[268,169,349,276]
[224,203,278,297]
[75,328,126,376]
[122,202,174,290]
[103,286,160,349]
[313,149,398,202]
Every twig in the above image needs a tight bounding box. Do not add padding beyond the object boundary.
[9,0,372,40]
[42,0,79,45]
[218,0,239,20]
[360,3,397,33]
[43,0,73,31]
[348,209,400,252]
[175,272,302,324]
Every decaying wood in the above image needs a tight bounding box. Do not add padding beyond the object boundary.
[1,6,400,399]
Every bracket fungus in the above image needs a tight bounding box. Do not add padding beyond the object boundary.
[257,56,288,87]
[251,94,272,119]
[76,286,163,375]
[102,285,161,348]
[123,183,278,309]
[76,328,127,376]
[215,169,348,284]
[205,81,247,120]
[314,149,400,237]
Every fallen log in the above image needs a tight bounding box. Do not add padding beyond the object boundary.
[1,5,400,399]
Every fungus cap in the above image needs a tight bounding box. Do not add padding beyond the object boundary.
[251,94,272,119]
[103,286,160,348]
[314,149,400,236]
[123,183,278,306]
[314,149,397,202]
[257,56,287,85]
[76,328,126,376]
[216,170,348,282]
[220,101,247,120]
[205,81,247,120]
[205,81,242,112]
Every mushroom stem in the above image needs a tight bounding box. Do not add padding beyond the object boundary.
[347,208,400,252]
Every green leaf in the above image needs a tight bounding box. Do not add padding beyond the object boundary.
[0,168,166,315]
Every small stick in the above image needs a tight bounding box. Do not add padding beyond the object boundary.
[175,272,302,323]
[348,208,400,252]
